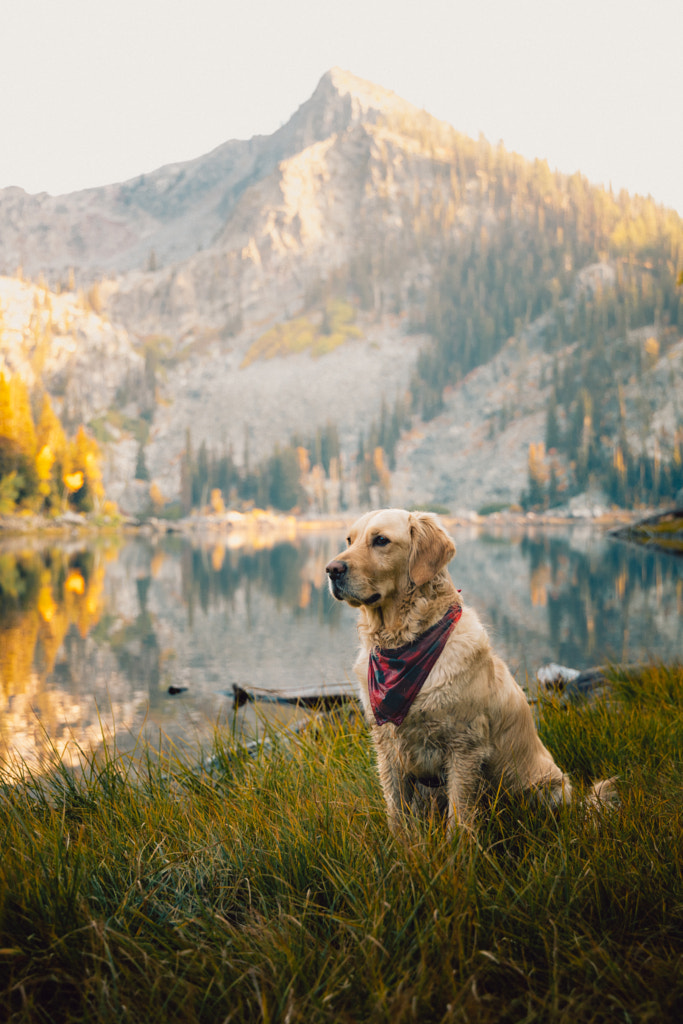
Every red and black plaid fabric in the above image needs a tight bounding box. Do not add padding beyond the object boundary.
[368,604,462,726]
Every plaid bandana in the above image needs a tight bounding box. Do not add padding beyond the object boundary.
[368,604,462,726]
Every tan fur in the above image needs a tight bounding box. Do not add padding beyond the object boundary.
[326,508,615,833]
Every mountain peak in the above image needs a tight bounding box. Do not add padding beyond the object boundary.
[324,67,403,110]
[295,67,453,153]
[311,67,422,125]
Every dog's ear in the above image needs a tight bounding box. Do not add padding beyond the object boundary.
[408,513,456,587]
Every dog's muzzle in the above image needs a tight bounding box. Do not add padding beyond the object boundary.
[325,559,349,600]
[325,560,382,605]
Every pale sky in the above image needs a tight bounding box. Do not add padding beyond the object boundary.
[1,0,682,212]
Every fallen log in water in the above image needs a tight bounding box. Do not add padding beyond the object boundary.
[229,683,355,712]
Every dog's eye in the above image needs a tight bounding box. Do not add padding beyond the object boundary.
[346,536,351,547]
[373,535,390,547]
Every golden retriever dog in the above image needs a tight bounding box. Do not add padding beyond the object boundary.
[326,508,614,832]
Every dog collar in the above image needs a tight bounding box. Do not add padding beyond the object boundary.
[368,604,462,727]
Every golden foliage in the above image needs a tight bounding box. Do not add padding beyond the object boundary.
[241,299,362,367]
[63,471,85,493]
[210,488,225,514]
[149,482,165,513]
[528,441,548,484]
[0,373,36,457]
[65,571,85,596]
[644,336,660,366]
[0,379,103,515]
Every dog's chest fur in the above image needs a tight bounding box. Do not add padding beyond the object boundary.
[356,608,494,780]
[382,705,490,778]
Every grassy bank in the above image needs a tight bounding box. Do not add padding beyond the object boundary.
[610,509,683,555]
[1,665,682,1023]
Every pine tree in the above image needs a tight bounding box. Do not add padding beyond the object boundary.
[545,391,561,450]
[134,443,150,481]
[180,430,193,514]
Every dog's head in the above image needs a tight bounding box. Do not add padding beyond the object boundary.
[325,508,456,608]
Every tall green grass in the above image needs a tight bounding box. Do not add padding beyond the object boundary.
[1,665,682,1022]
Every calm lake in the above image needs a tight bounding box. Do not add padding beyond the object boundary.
[1,523,681,773]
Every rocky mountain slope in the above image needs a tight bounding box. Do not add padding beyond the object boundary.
[0,68,681,514]
[0,69,447,287]
[0,277,140,426]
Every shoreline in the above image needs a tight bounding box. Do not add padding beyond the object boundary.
[0,503,648,542]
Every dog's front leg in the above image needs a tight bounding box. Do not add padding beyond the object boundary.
[444,720,491,834]
[444,753,486,834]
[373,729,416,831]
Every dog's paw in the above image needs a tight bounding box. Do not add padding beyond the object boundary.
[586,776,619,812]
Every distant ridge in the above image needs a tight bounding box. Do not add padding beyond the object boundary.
[0,68,461,281]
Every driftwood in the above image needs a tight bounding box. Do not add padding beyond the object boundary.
[231,683,354,712]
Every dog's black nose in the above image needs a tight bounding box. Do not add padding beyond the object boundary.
[325,559,347,581]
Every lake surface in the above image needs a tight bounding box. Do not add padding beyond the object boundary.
[1,523,681,773]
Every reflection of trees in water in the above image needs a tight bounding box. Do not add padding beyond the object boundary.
[179,539,344,628]
[0,545,108,700]
[520,533,682,665]
[4,532,679,707]
[104,571,162,703]
[0,536,345,706]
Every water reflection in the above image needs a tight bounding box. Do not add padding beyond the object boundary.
[179,540,345,630]
[451,526,682,678]
[0,525,681,773]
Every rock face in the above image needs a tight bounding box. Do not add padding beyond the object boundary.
[0,68,681,514]
[0,276,145,508]
[0,277,141,427]
[0,69,448,285]
[390,336,551,512]
[1,69,469,509]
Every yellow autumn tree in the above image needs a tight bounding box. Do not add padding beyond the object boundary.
[210,488,225,514]
[0,381,108,517]
[0,373,38,509]
[9,375,37,458]
[149,482,166,514]
[35,393,67,512]
[525,442,548,508]
[63,426,104,512]
[644,336,660,368]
